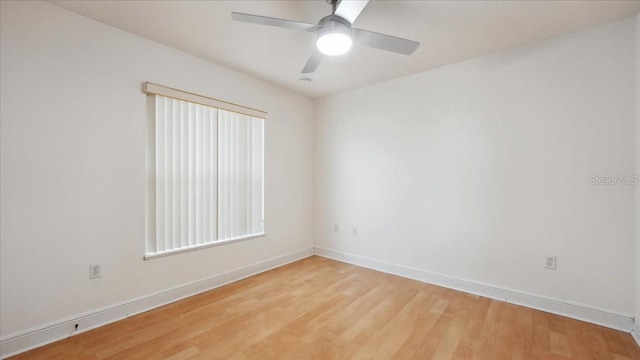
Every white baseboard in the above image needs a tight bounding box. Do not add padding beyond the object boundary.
[313,246,635,333]
[632,322,640,347]
[0,247,314,359]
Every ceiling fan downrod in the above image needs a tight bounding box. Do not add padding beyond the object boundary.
[327,0,338,15]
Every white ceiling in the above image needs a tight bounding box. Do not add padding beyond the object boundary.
[49,0,639,99]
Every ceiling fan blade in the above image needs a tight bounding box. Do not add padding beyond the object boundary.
[352,28,420,55]
[231,12,317,32]
[334,0,370,24]
[301,49,325,74]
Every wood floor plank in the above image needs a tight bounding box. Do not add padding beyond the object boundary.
[549,331,572,358]
[9,256,640,360]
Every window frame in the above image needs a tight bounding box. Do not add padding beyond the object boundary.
[143,83,266,260]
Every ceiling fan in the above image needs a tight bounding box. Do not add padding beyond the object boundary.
[231,0,420,74]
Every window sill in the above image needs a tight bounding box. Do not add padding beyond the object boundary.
[144,233,266,260]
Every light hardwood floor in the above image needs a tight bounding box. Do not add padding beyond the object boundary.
[10,256,640,359]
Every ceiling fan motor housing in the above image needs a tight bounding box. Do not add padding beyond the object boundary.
[317,15,352,39]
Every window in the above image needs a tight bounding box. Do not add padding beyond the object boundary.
[144,83,265,259]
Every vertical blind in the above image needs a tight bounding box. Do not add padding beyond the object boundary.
[218,110,264,240]
[147,94,264,257]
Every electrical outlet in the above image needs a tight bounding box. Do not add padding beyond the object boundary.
[334,225,339,234]
[545,256,556,270]
[352,227,358,237]
[89,264,101,279]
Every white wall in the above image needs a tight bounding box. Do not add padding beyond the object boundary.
[0,0,314,338]
[316,18,636,314]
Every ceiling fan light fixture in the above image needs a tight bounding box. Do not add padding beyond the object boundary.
[315,15,353,56]
[231,0,420,74]
[317,32,352,56]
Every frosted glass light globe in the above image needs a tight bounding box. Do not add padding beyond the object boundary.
[316,32,352,56]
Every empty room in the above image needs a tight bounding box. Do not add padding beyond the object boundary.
[1,0,639,359]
